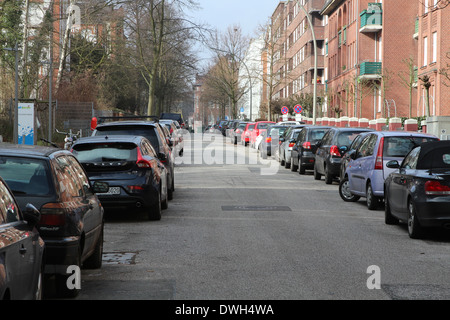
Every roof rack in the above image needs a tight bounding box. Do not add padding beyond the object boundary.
[98,115,159,124]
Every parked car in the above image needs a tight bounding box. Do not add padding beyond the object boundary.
[250,121,276,148]
[339,131,438,209]
[226,120,241,140]
[0,176,44,300]
[384,140,450,238]
[0,144,107,297]
[160,112,184,128]
[160,119,184,157]
[314,127,373,184]
[339,131,374,181]
[258,125,290,159]
[231,121,248,145]
[277,121,305,126]
[241,123,255,146]
[72,135,169,221]
[291,126,331,173]
[278,125,308,168]
[92,119,175,200]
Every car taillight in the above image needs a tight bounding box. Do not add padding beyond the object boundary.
[425,181,450,195]
[236,129,241,134]
[136,147,152,168]
[127,185,145,193]
[302,142,311,150]
[374,137,384,170]
[245,131,250,136]
[40,203,66,226]
[289,142,295,148]
[266,137,272,143]
[330,145,341,157]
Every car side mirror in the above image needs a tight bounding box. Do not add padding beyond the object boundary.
[386,160,400,169]
[339,146,348,154]
[280,137,285,142]
[349,151,357,160]
[92,181,109,194]
[23,204,41,227]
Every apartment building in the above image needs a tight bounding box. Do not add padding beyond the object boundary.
[416,0,450,117]
[270,0,326,102]
[320,0,421,120]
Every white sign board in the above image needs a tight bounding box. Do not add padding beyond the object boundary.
[18,102,35,145]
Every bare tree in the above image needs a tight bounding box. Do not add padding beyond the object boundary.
[398,57,417,118]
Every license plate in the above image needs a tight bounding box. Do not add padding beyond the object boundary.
[98,187,121,196]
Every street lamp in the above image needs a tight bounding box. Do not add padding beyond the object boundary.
[3,43,19,144]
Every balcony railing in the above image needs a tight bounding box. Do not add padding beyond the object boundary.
[359,61,382,80]
[360,3,382,33]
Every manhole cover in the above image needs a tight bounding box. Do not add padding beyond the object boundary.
[102,252,137,265]
[222,205,291,212]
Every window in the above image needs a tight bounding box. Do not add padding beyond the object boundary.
[402,147,420,169]
[432,32,437,63]
[0,180,19,223]
[423,36,428,66]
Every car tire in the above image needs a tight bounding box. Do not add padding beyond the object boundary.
[366,183,379,210]
[83,223,104,269]
[408,199,423,239]
[55,249,81,298]
[234,137,237,145]
[148,190,162,221]
[324,166,333,184]
[280,154,285,166]
[35,265,44,300]
[284,157,290,169]
[290,159,298,172]
[384,190,399,225]
[161,183,169,210]
[339,177,360,202]
[313,164,321,180]
[298,157,306,175]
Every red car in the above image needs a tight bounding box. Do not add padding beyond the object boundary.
[241,122,255,146]
[250,121,276,148]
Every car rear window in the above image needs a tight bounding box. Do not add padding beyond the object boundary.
[72,143,138,163]
[269,127,287,136]
[248,124,255,130]
[257,123,271,129]
[94,126,160,151]
[309,129,328,142]
[384,136,437,158]
[0,157,51,196]
[336,132,363,148]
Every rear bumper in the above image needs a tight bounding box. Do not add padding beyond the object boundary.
[415,199,450,228]
[43,236,80,275]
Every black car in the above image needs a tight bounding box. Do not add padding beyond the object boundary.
[93,119,175,200]
[227,120,242,141]
[72,135,169,221]
[291,126,331,174]
[160,112,184,128]
[0,176,44,300]
[0,144,106,297]
[314,127,373,184]
[384,140,450,239]
[258,125,290,159]
[231,121,248,145]
[338,131,374,181]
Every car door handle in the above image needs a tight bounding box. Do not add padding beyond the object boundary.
[19,245,27,255]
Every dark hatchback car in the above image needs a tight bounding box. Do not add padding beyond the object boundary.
[314,127,373,184]
[291,126,331,174]
[384,141,450,239]
[93,119,175,200]
[258,125,290,159]
[72,135,169,221]
[0,177,44,300]
[0,144,106,297]
[231,121,248,145]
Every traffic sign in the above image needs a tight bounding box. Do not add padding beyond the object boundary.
[281,106,289,115]
[294,105,303,114]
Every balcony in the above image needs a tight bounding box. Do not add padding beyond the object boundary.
[359,61,382,80]
[359,3,382,33]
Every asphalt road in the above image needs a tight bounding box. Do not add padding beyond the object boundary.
[69,132,450,300]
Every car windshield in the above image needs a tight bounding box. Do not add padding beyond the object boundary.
[384,136,437,157]
[95,126,160,151]
[0,157,51,196]
[72,143,138,163]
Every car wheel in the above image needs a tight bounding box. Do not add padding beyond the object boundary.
[339,177,360,202]
[366,183,379,210]
[161,182,169,210]
[168,175,174,200]
[290,159,298,172]
[234,137,237,145]
[298,157,306,175]
[35,265,44,300]
[284,156,290,169]
[408,199,423,239]
[83,223,104,269]
[55,248,81,298]
[313,164,321,180]
[324,166,333,184]
[280,153,285,166]
[384,189,399,225]
[147,190,162,221]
